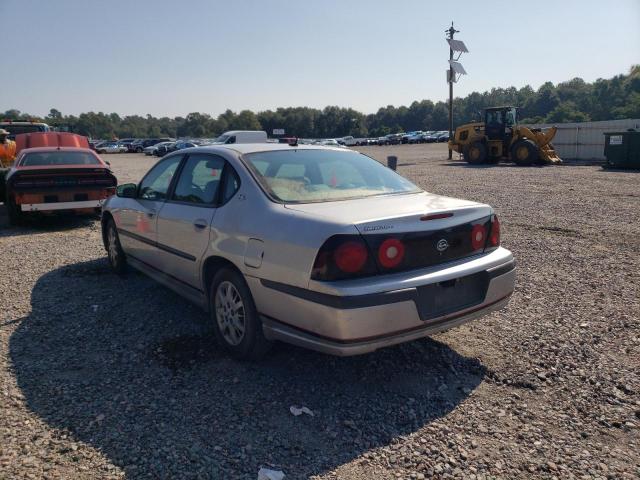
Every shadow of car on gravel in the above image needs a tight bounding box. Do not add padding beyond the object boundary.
[10,258,486,479]
[0,205,98,237]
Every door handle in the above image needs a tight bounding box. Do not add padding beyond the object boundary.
[146,210,156,218]
[193,220,208,230]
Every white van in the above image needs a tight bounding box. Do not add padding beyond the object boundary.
[213,130,268,144]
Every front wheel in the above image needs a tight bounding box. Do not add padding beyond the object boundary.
[463,141,487,164]
[511,140,539,166]
[210,268,272,360]
[105,217,127,274]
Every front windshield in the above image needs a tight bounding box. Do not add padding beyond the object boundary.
[244,149,421,203]
[20,151,101,166]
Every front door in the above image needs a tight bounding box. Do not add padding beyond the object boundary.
[484,109,505,141]
[155,153,227,289]
[116,155,182,265]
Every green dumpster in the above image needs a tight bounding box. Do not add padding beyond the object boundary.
[603,129,640,169]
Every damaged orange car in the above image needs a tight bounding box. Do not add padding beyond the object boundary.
[5,132,117,225]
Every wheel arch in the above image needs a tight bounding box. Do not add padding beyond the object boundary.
[202,255,244,297]
[100,211,114,251]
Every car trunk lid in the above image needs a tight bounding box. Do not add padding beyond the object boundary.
[286,192,493,273]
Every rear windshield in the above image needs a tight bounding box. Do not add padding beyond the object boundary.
[244,149,420,203]
[20,151,102,167]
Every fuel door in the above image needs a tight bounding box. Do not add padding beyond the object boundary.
[244,238,264,268]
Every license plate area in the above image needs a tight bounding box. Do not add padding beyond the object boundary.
[415,271,488,321]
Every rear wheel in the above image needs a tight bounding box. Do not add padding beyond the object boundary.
[209,268,272,360]
[105,218,127,274]
[511,140,539,166]
[463,142,487,164]
[6,193,24,226]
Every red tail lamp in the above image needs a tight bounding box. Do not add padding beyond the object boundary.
[378,238,405,268]
[334,241,368,273]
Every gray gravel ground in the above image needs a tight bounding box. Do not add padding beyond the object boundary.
[1,144,638,479]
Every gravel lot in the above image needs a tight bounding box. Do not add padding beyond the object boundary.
[1,144,638,479]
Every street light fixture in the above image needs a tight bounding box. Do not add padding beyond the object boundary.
[446,22,468,159]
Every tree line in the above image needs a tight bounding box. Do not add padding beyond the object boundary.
[3,66,638,140]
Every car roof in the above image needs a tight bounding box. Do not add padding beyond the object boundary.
[192,143,348,155]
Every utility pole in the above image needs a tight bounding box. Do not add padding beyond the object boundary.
[445,22,468,160]
[447,23,457,160]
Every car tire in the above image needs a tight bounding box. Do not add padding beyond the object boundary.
[209,267,272,360]
[105,217,127,274]
[6,193,24,226]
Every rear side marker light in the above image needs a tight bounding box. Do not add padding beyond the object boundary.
[489,215,500,248]
[471,224,486,250]
[378,238,405,268]
[421,212,453,221]
[334,241,368,273]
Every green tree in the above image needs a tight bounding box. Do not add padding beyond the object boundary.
[545,101,590,123]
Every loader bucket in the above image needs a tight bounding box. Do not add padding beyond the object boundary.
[519,126,562,164]
[539,144,562,164]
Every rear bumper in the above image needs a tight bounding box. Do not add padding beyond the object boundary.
[248,248,515,356]
[261,293,511,356]
[21,199,104,212]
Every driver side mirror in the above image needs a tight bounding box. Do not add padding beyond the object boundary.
[116,183,137,198]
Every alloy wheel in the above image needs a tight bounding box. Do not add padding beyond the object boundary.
[215,281,246,346]
[107,225,119,266]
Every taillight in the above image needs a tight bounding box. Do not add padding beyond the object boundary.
[335,241,368,273]
[378,238,405,268]
[487,215,500,250]
[471,224,487,250]
[311,235,377,281]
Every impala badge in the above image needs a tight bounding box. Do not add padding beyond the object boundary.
[436,238,449,252]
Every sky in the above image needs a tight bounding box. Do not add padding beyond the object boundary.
[2,0,639,118]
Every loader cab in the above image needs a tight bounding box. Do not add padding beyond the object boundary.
[484,106,517,141]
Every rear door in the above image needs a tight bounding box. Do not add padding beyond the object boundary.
[116,155,182,265]
[155,153,226,289]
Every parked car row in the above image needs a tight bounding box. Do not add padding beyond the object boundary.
[143,140,201,157]
[378,131,450,145]
[300,132,452,148]
[89,137,176,154]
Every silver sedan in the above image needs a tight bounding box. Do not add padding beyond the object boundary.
[101,144,515,358]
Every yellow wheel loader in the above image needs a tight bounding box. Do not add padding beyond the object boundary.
[448,106,562,166]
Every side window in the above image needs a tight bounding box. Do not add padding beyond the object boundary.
[139,155,182,200]
[227,136,236,144]
[173,154,225,205]
[505,110,516,126]
[221,166,240,203]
